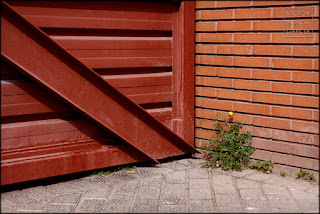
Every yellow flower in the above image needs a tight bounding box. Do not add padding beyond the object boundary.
[228,111,233,116]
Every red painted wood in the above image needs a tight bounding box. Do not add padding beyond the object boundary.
[1,0,195,185]
[1,1,198,164]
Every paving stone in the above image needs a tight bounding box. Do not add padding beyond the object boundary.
[262,183,288,194]
[164,170,186,183]
[188,200,214,213]
[159,162,189,170]
[131,199,159,213]
[188,168,209,179]
[288,189,319,212]
[45,204,76,213]
[188,178,210,188]
[306,184,319,195]
[189,188,212,200]
[46,182,84,194]
[263,175,295,186]
[51,193,81,204]
[215,194,241,206]
[245,206,273,213]
[140,176,162,188]
[136,187,161,200]
[236,178,260,189]
[228,168,257,177]
[113,180,138,195]
[213,185,237,194]
[16,200,48,212]
[24,186,56,201]
[160,205,186,213]
[216,206,244,213]
[245,172,275,182]
[187,158,206,167]
[271,205,302,213]
[266,193,296,208]
[162,183,186,205]
[75,198,106,213]
[175,159,192,166]
[283,179,315,191]
[1,190,34,206]
[240,189,271,210]
[211,173,233,184]
[101,194,133,213]
[82,186,113,199]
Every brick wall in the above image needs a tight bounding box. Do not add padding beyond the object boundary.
[195,0,319,174]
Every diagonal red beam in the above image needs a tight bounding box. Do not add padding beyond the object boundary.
[1,2,199,163]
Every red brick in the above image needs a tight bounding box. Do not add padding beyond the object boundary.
[217,45,251,55]
[195,138,201,148]
[272,82,313,94]
[216,67,251,78]
[292,132,315,145]
[252,69,291,81]
[195,118,201,127]
[252,138,291,153]
[291,144,319,159]
[195,1,215,9]
[294,1,320,5]
[232,113,252,124]
[273,6,316,18]
[197,98,233,111]
[253,45,291,56]
[198,77,233,88]
[314,59,319,70]
[196,33,200,42]
[272,58,313,70]
[200,33,233,43]
[314,135,319,146]
[312,159,319,171]
[272,129,293,142]
[253,1,294,6]
[195,87,216,97]
[314,85,319,95]
[271,106,313,120]
[252,92,291,105]
[272,33,316,44]
[199,55,233,66]
[234,80,271,91]
[216,0,251,8]
[199,119,216,130]
[195,108,216,120]
[292,71,319,83]
[235,102,270,115]
[196,44,216,54]
[252,116,291,130]
[251,149,271,161]
[292,95,319,108]
[234,33,270,43]
[235,8,272,19]
[217,89,251,101]
[253,20,286,31]
[314,110,319,121]
[292,121,319,134]
[196,22,216,32]
[201,10,233,20]
[195,128,217,140]
[252,126,272,138]
[271,153,314,169]
[217,21,251,31]
[195,66,216,76]
[234,57,270,68]
[293,46,319,57]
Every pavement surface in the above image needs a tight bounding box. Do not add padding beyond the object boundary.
[1,156,319,213]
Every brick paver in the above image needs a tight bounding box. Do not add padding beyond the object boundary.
[1,156,319,213]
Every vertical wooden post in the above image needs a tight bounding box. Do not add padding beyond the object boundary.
[172,1,195,145]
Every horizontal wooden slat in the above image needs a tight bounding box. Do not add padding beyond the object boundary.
[80,57,172,69]
[12,5,173,21]
[53,37,172,50]
[69,49,172,58]
[103,72,172,88]
[24,15,172,31]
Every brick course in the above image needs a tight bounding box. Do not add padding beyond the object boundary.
[195,0,319,171]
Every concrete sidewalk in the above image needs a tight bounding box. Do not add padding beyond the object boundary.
[1,156,319,213]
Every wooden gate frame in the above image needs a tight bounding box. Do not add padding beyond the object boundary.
[1,1,196,185]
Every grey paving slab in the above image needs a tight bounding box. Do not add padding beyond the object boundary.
[1,157,319,213]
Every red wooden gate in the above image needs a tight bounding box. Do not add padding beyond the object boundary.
[1,1,196,185]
